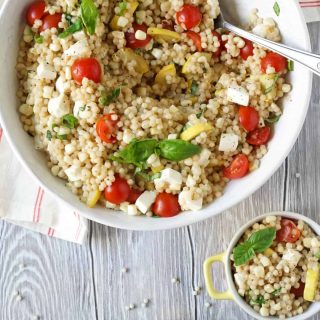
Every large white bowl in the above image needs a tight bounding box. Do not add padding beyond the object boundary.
[0,0,312,230]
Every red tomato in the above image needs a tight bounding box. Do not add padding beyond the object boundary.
[127,189,142,204]
[290,282,305,298]
[96,114,118,143]
[71,58,102,85]
[276,219,301,243]
[186,31,202,51]
[211,30,227,58]
[26,0,46,26]
[261,52,287,73]
[176,4,202,30]
[238,106,259,132]
[162,20,174,30]
[223,154,249,179]
[246,127,271,146]
[240,39,254,60]
[152,193,181,217]
[39,13,62,32]
[104,176,130,204]
[125,22,152,49]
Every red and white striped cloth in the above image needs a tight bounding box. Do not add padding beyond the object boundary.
[0,3,318,243]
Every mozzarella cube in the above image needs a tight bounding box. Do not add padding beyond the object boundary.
[127,204,140,216]
[65,165,82,182]
[56,76,70,93]
[282,249,302,268]
[37,62,57,80]
[178,190,203,211]
[48,94,70,118]
[136,191,157,214]
[154,168,183,191]
[227,85,250,106]
[219,133,239,152]
[64,39,91,57]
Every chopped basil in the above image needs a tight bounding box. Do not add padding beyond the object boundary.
[265,114,281,124]
[80,0,99,35]
[190,80,198,96]
[251,295,265,306]
[57,134,68,140]
[315,251,320,259]
[264,74,279,94]
[134,167,161,181]
[65,13,73,25]
[273,2,280,16]
[233,227,276,266]
[62,114,79,129]
[196,107,207,119]
[288,60,294,72]
[34,35,44,44]
[99,88,121,106]
[46,130,52,141]
[118,1,127,16]
[271,288,282,296]
[59,18,83,38]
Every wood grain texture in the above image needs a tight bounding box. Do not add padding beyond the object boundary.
[0,15,319,320]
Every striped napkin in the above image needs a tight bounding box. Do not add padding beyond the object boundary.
[0,3,318,244]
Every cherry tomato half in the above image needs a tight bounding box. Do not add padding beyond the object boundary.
[246,126,271,146]
[96,114,118,144]
[162,20,174,30]
[186,31,202,51]
[104,175,130,204]
[26,0,46,26]
[240,39,254,60]
[276,219,301,243]
[71,58,102,85]
[223,154,249,180]
[238,106,259,132]
[152,193,181,217]
[261,52,287,73]
[39,13,62,32]
[176,4,202,30]
[127,189,142,204]
[125,22,152,49]
[290,282,305,298]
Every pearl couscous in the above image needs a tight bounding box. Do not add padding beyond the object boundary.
[17,0,291,217]
[232,216,320,318]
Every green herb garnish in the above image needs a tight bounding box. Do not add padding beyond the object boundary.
[315,251,320,259]
[34,34,44,44]
[134,167,161,181]
[46,130,52,141]
[59,18,83,38]
[265,114,281,124]
[65,13,73,25]
[196,107,207,119]
[233,227,276,266]
[190,80,198,96]
[80,0,99,35]
[273,2,280,16]
[62,114,79,129]
[99,88,121,106]
[57,134,68,140]
[271,288,282,296]
[264,74,279,94]
[288,60,294,72]
[251,295,265,306]
[118,1,127,16]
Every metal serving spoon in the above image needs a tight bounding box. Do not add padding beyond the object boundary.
[216,1,320,76]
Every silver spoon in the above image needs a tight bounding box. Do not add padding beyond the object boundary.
[216,1,320,76]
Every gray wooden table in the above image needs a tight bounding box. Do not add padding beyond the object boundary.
[0,11,319,320]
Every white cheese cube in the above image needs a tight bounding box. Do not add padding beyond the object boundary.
[64,39,91,57]
[178,190,203,211]
[227,85,250,106]
[282,249,302,268]
[127,204,140,216]
[135,30,147,40]
[136,191,157,214]
[151,48,163,59]
[198,148,211,166]
[219,133,239,152]
[48,94,70,118]
[154,168,183,191]
[65,165,82,182]
[37,62,57,80]
[56,76,70,93]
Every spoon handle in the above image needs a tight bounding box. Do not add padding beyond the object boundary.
[223,21,320,76]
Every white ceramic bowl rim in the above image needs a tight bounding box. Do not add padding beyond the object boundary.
[223,212,320,320]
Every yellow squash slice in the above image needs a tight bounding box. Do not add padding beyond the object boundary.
[304,265,319,301]
[110,1,139,31]
[155,64,176,85]
[147,27,181,43]
[118,48,149,74]
[87,189,101,208]
[180,123,213,141]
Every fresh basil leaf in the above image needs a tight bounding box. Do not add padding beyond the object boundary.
[81,0,99,35]
[265,114,281,124]
[191,80,198,96]
[288,60,294,71]
[248,227,276,253]
[273,2,280,16]
[34,34,44,44]
[118,1,127,16]
[157,139,201,161]
[99,88,121,106]
[233,242,255,266]
[264,74,279,94]
[271,288,282,296]
[251,295,265,306]
[59,18,83,38]
[62,114,79,129]
[46,130,52,141]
